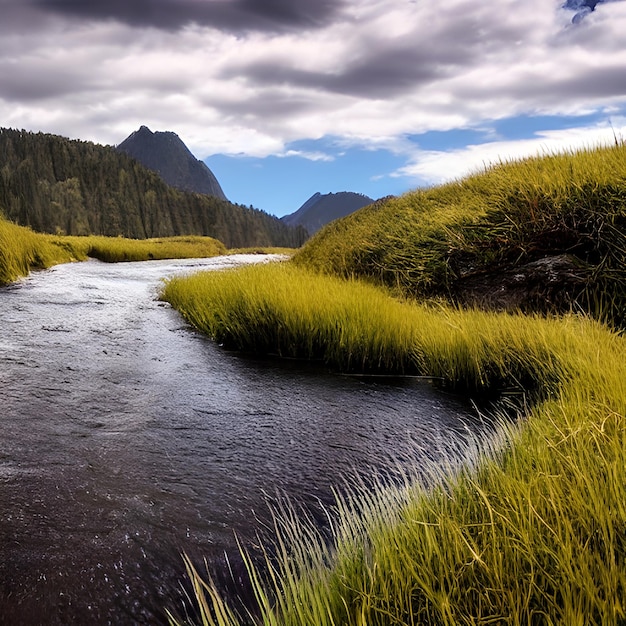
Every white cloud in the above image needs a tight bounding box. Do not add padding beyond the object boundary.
[279,150,335,161]
[0,0,625,161]
[396,119,626,184]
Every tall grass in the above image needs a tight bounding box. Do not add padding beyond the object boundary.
[163,263,626,625]
[226,247,297,256]
[163,263,578,396]
[55,234,227,263]
[0,215,227,284]
[0,218,86,285]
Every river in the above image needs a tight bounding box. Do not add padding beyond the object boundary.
[0,256,485,624]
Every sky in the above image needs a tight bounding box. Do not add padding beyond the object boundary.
[2,0,626,217]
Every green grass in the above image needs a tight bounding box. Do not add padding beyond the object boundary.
[55,234,227,263]
[294,143,626,328]
[162,263,626,625]
[0,216,227,284]
[163,263,570,396]
[0,219,87,284]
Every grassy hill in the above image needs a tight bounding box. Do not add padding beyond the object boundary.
[294,143,626,329]
[0,128,306,248]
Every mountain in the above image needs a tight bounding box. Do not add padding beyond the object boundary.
[0,128,306,248]
[282,191,375,235]
[116,125,227,200]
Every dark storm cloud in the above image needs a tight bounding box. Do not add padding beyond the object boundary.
[220,28,490,102]
[563,0,622,22]
[229,51,442,100]
[0,0,55,34]
[30,0,344,32]
[454,64,626,114]
[207,90,318,118]
[533,66,626,101]
[323,35,489,98]
[217,5,530,102]
[0,70,85,101]
[0,51,97,102]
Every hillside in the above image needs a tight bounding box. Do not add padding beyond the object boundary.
[0,128,306,248]
[294,144,626,329]
[282,191,374,235]
[117,126,227,200]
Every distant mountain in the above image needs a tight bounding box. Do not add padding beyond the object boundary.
[117,126,227,200]
[282,192,375,235]
[0,128,306,248]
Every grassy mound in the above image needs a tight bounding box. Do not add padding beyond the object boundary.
[162,263,626,625]
[163,147,626,624]
[294,144,626,328]
[164,263,566,396]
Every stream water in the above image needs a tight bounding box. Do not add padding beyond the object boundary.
[1,256,485,625]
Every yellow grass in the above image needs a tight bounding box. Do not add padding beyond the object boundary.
[0,219,84,284]
[0,215,227,284]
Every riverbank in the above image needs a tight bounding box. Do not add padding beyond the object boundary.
[163,262,626,625]
[0,216,293,285]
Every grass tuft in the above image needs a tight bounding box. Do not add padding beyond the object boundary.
[0,218,87,284]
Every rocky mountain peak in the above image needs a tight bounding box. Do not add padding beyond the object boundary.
[117,126,227,200]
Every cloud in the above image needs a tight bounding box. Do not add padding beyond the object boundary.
[28,0,345,32]
[396,119,626,185]
[1,0,626,167]
[218,2,531,100]
[279,149,335,161]
[562,0,620,22]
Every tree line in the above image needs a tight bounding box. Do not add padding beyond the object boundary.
[0,128,307,248]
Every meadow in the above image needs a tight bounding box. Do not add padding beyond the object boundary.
[162,145,626,625]
[0,218,228,285]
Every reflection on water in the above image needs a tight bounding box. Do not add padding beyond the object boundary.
[0,256,484,624]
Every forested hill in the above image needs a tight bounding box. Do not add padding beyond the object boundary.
[0,128,306,248]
